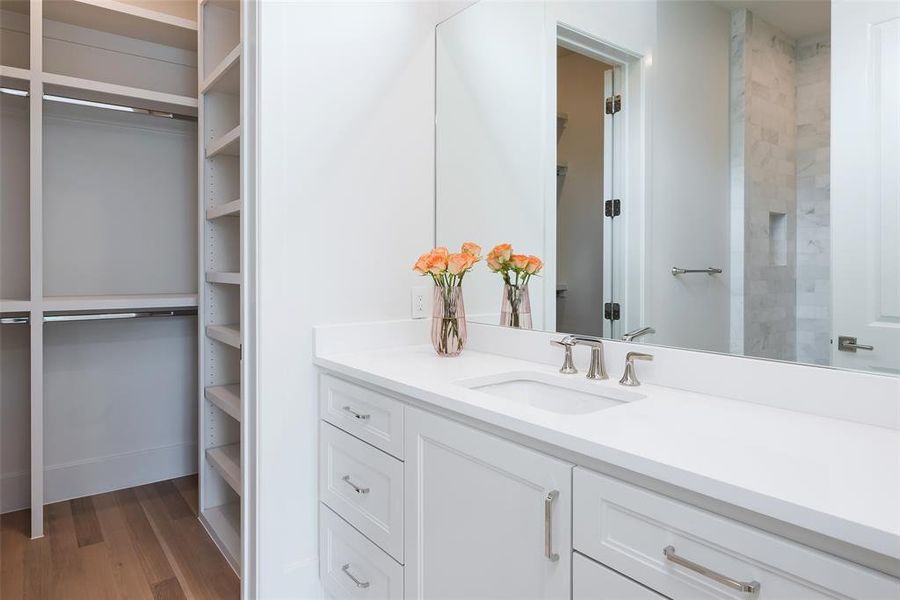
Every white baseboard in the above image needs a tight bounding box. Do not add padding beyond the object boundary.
[1,442,197,514]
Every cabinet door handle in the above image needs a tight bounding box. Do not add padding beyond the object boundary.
[342,405,370,421]
[341,563,370,588]
[544,490,560,562]
[664,546,759,594]
[341,475,370,494]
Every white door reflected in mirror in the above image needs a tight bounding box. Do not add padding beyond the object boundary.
[831,0,900,374]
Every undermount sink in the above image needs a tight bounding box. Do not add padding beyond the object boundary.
[456,371,645,415]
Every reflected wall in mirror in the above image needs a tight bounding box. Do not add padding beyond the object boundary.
[435,0,900,376]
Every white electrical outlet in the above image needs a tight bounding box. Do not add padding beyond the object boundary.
[411,287,428,319]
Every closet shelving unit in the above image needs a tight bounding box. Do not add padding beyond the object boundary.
[1,0,254,583]
[198,0,251,576]
[1,0,200,539]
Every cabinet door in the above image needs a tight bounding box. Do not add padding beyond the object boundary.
[404,407,572,600]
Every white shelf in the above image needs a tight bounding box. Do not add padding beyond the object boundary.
[205,384,240,421]
[0,299,31,313]
[206,125,240,157]
[207,443,241,496]
[201,503,240,571]
[42,294,198,312]
[201,0,240,11]
[207,199,241,220]
[42,72,198,116]
[201,45,240,95]
[43,0,197,50]
[206,272,241,285]
[206,323,241,349]
[0,65,30,87]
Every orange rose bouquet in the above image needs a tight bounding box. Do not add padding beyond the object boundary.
[413,243,482,356]
[413,242,481,288]
[486,243,543,329]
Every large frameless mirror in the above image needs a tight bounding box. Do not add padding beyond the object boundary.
[435,0,900,376]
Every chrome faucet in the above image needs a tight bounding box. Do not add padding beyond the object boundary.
[622,326,656,342]
[619,351,654,386]
[552,335,608,380]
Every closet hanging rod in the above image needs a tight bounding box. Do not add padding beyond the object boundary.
[44,308,197,323]
[0,316,30,325]
[43,94,198,121]
[0,87,196,121]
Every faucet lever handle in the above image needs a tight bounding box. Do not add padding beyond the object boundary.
[551,338,578,374]
[620,352,653,387]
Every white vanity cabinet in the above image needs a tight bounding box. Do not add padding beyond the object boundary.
[317,374,572,600]
[574,553,666,600]
[573,469,900,600]
[317,373,900,600]
[403,406,573,600]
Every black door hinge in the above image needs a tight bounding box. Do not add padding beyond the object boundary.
[604,302,621,321]
[605,94,622,115]
[604,199,621,218]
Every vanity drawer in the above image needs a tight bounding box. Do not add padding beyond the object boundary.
[574,468,899,600]
[320,503,403,600]
[320,374,404,458]
[574,552,666,600]
[320,421,404,562]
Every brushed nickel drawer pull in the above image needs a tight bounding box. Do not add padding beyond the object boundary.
[545,490,560,562]
[342,475,370,494]
[342,405,370,421]
[664,546,759,594]
[341,563,370,588]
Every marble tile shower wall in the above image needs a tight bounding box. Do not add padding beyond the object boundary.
[795,38,831,366]
[732,9,798,362]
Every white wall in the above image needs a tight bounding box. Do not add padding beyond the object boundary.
[647,0,731,351]
[1,317,198,513]
[0,92,30,300]
[435,0,547,328]
[256,2,438,596]
[253,1,733,595]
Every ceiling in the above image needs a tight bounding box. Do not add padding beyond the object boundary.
[711,0,830,39]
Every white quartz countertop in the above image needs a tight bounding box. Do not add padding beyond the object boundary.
[314,344,900,563]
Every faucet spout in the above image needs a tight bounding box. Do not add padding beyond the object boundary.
[560,335,608,380]
[622,326,656,342]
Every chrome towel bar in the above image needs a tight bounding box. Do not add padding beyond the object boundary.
[671,266,723,276]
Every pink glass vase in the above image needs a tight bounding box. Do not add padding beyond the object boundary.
[431,285,467,357]
[499,282,532,329]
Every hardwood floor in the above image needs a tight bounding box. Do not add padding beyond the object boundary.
[0,476,239,599]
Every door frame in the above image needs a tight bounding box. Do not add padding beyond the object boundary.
[551,24,648,339]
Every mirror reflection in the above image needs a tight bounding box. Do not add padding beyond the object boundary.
[435,0,900,376]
